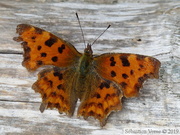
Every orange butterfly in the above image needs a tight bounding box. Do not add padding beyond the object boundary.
[13,19,160,126]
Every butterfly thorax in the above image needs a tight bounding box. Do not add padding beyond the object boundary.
[78,44,93,76]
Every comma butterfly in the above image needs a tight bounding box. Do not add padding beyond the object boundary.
[13,16,160,126]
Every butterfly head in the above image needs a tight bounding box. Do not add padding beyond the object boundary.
[84,43,93,56]
[76,12,110,58]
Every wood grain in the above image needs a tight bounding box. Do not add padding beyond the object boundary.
[0,0,180,134]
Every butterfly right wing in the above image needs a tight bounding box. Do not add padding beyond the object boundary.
[94,53,161,98]
[13,24,82,71]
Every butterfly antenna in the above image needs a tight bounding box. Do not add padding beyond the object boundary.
[91,24,111,46]
[76,12,86,48]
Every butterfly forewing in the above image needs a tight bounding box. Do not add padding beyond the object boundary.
[94,53,161,97]
[13,24,81,71]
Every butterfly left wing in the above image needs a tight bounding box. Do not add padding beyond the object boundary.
[13,24,81,71]
[77,72,123,127]
[94,53,161,98]
[32,67,78,116]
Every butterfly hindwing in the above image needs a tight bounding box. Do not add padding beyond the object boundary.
[13,24,81,71]
[94,53,161,98]
[77,72,123,126]
[32,67,78,116]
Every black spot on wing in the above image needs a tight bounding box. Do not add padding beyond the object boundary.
[51,91,56,97]
[120,82,127,89]
[53,72,63,80]
[130,70,134,75]
[59,95,64,101]
[58,44,65,54]
[136,55,146,60]
[99,81,110,89]
[110,56,116,66]
[41,53,47,57]
[139,64,144,68]
[97,103,103,108]
[53,68,63,80]
[104,94,110,100]
[120,55,130,66]
[43,93,47,99]
[111,70,116,77]
[31,36,36,40]
[37,45,42,51]
[105,108,109,114]
[51,56,58,62]
[48,80,53,87]
[122,73,129,79]
[47,102,53,108]
[110,57,114,61]
[88,110,94,116]
[57,84,62,90]
[37,60,43,65]
[92,93,101,99]
[45,36,57,47]
[54,103,60,108]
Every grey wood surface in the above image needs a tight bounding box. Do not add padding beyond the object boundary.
[0,0,180,135]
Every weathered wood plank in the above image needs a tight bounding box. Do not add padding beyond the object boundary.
[0,0,179,134]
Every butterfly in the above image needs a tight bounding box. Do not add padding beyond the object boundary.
[13,22,161,126]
